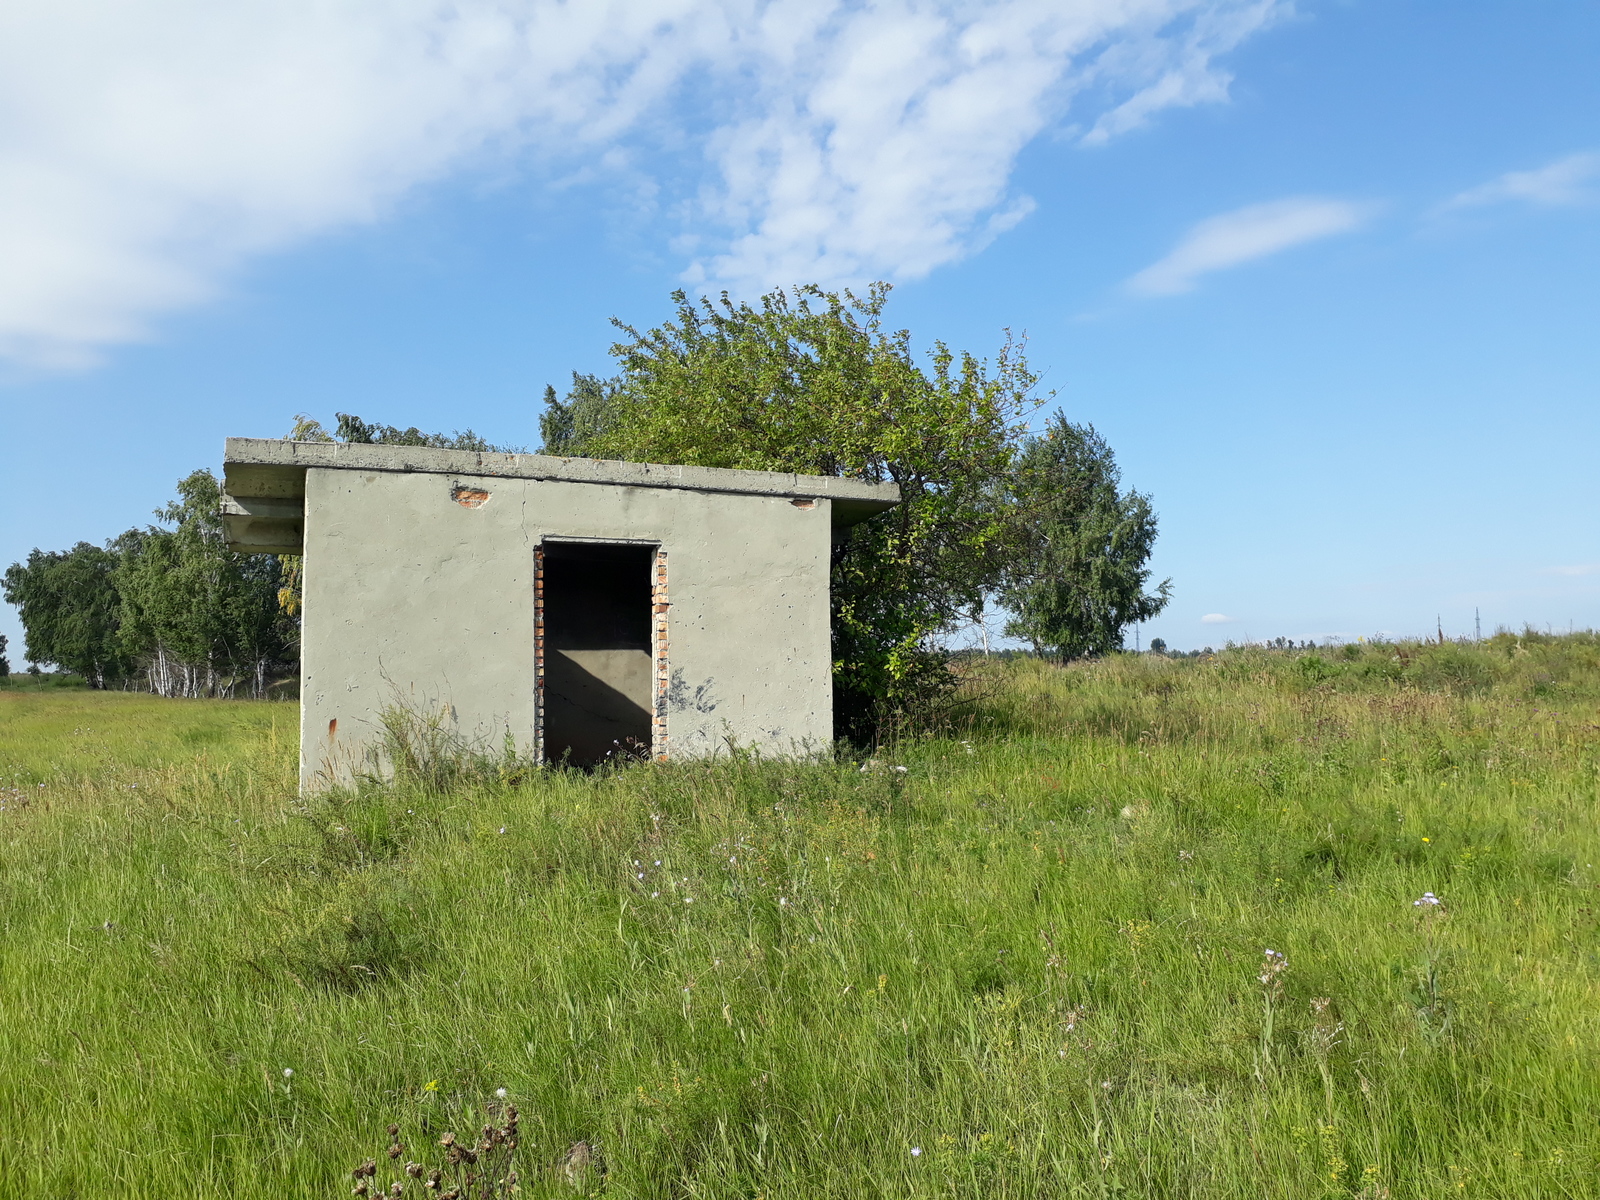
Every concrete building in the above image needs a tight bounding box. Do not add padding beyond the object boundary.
[220,438,899,789]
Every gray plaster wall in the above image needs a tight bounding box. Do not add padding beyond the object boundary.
[299,465,835,789]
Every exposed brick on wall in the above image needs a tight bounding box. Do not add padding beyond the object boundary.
[533,544,545,758]
[653,547,669,760]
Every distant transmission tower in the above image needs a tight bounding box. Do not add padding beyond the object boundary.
[1475,608,1481,642]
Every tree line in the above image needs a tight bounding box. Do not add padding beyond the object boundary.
[4,283,1170,732]
[2,472,294,696]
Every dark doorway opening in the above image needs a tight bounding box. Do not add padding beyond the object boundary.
[541,541,655,768]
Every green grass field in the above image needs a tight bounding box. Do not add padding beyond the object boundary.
[2,636,1598,1198]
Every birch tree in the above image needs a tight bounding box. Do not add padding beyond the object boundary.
[116,470,293,696]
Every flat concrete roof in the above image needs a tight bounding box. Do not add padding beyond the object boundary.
[221,438,901,553]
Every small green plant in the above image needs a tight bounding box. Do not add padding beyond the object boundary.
[1411,891,1451,1037]
[374,700,483,792]
[1304,996,1344,1124]
[1298,653,1333,683]
[1255,947,1289,1079]
[372,698,539,791]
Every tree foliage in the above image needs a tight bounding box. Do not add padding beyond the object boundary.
[116,470,295,697]
[544,283,1039,739]
[285,412,519,453]
[1,541,132,685]
[998,415,1171,661]
[331,413,507,451]
[538,375,624,458]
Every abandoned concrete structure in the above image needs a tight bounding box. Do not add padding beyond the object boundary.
[220,438,899,789]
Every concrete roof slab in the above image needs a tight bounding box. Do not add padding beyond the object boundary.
[224,439,898,507]
[221,437,901,553]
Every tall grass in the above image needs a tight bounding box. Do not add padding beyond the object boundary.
[1,637,1597,1197]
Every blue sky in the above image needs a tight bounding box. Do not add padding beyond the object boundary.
[3,1,1599,659]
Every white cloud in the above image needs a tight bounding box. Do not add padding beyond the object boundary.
[1126,196,1369,296]
[0,0,1285,367]
[1443,151,1600,211]
[1078,0,1281,145]
[691,0,1288,291]
[1200,612,1232,624]
[1547,563,1600,577]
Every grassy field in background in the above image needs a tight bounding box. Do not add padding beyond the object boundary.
[0,685,294,785]
[2,635,1599,1197]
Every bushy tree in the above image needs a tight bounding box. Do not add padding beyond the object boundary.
[538,374,624,457]
[0,632,10,677]
[1,541,132,685]
[545,283,1039,739]
[999,415,1170,660]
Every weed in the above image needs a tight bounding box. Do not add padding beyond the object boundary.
[349,1108,522,1198]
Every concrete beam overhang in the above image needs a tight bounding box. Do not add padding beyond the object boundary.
[221,437,901,554]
